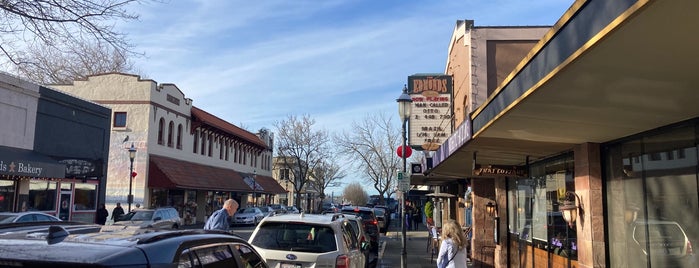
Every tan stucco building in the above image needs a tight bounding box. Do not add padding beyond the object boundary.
[54,73,285,224]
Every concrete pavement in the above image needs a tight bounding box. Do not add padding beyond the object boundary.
[378,227,436,268]
[378,224,473,268]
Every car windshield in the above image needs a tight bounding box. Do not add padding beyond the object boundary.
[251,222,336,253]
[259,207,270,212]
[0,215,18,223]
[374,209,385,217]
[131,211,154,221]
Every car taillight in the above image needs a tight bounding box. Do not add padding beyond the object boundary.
[687,240,693,255]
[336,254,350,268]
[373,219,378,225]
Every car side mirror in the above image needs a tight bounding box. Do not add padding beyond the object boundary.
[153,217,162,222]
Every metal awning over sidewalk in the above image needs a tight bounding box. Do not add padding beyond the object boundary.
[428,0,699,179]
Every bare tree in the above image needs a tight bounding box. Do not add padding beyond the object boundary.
[308,158,346,212]
[0,0,146,82]
[15,41,140,84]
[274,114,330,211]
[342,182,368,206]
[335,112,402,205]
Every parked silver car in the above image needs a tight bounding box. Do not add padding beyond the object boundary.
[112,207,182,229]
[231,207,265,225]
[0,212,61,224]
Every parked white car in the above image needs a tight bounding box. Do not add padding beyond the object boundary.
[249,213,368,268]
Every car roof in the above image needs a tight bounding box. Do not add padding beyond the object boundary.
[0,211,53,216]
[341,206,373,212]
[0,225,248,266]
[261,213,343,225]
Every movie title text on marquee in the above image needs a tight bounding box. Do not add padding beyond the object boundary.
[408,75,453,151]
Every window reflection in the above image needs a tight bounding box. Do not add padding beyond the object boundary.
[28,181,57,211]
[606,124,698,268]
[508,153,576,261]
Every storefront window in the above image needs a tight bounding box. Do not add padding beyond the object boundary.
[509,178,534,242]
[151,189,168,208]
[28,181,57,211]
[184,190,197,225]
[0,180,16,212]
[606,124,698,268]
[508,153,576,261]
[73,183,97,211]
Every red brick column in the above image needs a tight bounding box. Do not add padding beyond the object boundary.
[471,179,496,267]
[574,143,606,268]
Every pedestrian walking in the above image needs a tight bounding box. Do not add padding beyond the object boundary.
[437,220,469,268]
[111,202,125,222]
[204,199,239,231]
[413,206,421,230]
[95,204,108,225]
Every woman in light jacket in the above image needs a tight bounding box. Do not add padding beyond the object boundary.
[436,220,469,268]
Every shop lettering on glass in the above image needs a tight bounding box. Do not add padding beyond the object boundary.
[407,74,454,151]
[59,159,97,176]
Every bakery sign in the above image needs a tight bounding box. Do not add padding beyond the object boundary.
[408,74,453,151]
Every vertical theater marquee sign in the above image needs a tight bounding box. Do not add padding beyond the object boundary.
[408,74,453,151]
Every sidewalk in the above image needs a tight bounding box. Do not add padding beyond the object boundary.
[378,224,473,268]
[378,224,438,268]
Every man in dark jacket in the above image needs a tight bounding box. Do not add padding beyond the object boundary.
[95,204,109,225]
[111,202,125,222]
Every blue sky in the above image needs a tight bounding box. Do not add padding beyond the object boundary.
[122,0,573,133]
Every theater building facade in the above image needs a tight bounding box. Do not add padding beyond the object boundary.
[422,1,699,268]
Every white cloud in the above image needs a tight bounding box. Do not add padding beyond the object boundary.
[118,0,573,135]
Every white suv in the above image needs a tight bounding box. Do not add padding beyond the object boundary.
[249,213,367,268]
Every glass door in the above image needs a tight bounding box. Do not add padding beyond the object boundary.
[58,183,72,220]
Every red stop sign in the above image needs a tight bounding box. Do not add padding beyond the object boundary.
[131,171,138,177]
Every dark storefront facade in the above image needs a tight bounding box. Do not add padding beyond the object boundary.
[0,77,110,223]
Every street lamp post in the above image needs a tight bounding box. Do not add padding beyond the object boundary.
[396,84,412,260]
[127,143,137,212]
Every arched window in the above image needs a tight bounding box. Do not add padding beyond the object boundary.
[234,143,239,163]
[158,118,165,145]
[225,141,229,161]
[193,129,199,153]
[200,131,206,155]
[167,121,174,147]
[219,138,224,159]
[243,148,247,165]
[208,133,213,157]
[177,124,183,149]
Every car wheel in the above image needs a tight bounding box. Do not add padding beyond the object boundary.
[172,224,179,229]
